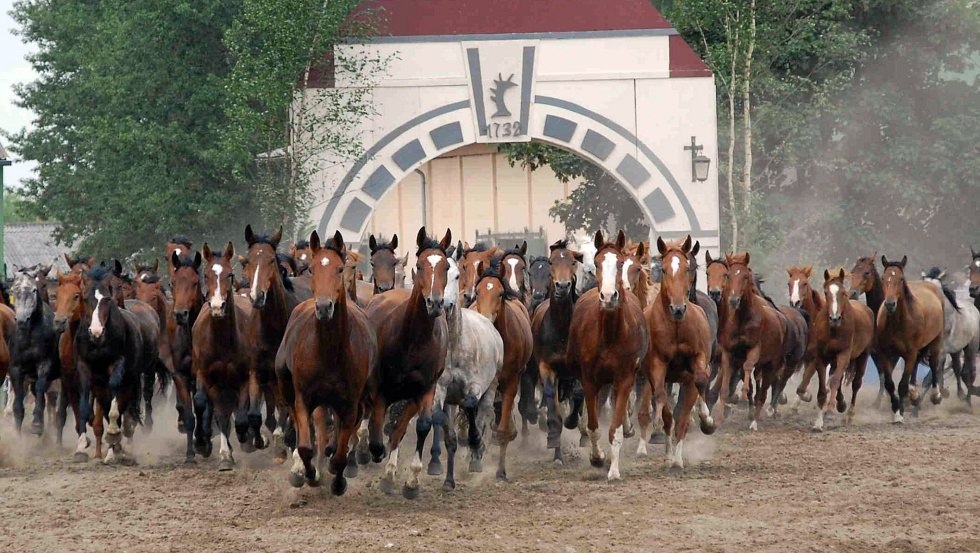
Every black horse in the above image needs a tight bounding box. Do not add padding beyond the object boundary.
[9,269,61,436]
[75,265,158,463]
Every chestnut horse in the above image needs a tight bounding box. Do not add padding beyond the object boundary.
[290,240,312,274]
[471,255,533,481]
[366,227,451,499]
[787,265,824,409]
[191,242,257,468]
[567,230,648,481]
[715,252,787,430]
[166,236,194,280]
[641,236,714,469]
[500,241,529,305]
[170,249,204,437]
[875,255,945,422]
[459,242,500,305]
[52,271,88,456]
[242,225,310,461]
[810,269,874,431]
[276,231,377,494]
[530,240,582,462]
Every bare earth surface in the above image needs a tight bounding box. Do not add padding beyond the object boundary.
[2,390,980,553]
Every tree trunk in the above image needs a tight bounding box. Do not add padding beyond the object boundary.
[724,6,741,252]
[741,0,756,224]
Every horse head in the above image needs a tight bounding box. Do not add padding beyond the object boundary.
[787,265,814,309]
[202,242,236,319]
[243,224,283,309]
[309,230,347,321]
[823,268,848,328]
[414,227,452,317]
[657,235,694,321]
[171,249,203,326]
[724,252,754,311]
[593,230,628,311]
[880,255,909,314]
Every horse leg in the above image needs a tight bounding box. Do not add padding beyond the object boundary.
[518,362,539,432]
[877,356,901,422]
[582,380,604,468]
[366,397,387,463]
[950,353,965,401]
[564,379,584,431]
[712,350,733,427]
[793,355,818,408]
[846,353,869,425]
[234,386,250,449]
[216,407,236,472]
[172,370,192,435]
[432,402,459,491]
[246,370,266,451]
[897,352,919,415]
[814,356,843,431]
[74,367,93,462]
[141,366,155,432]
[380,400,419,495]
[193,379,213,457]
[93,392,108,463]
[406,388,436,498]
[964,343,979,405]
[329,406,358,496]
[669,377,699,471]
[539,362,563,462]
[649,358,670,454]
[741,346,761,404]
[55,378,69,446]
[606,375,634,481]
[491,373,516,481]
[10,371,25,434]
[750,367,773,432]
[467,392,491,473]
[636,377,654,454]
[30,361,54,436]
[287,395,317,488]
[427,396,444,476]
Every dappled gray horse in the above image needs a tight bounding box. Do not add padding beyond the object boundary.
[922,268,980,402]
[9,269,61,436]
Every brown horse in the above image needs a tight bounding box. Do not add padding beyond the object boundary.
[471,255,533,480]
[290,240,313,274]
[191,242,257,469]
[567,230,648,480]
[276,231,376,495]
[639,236,714,468]
[530,239,583,462]
[170,249,203,439]
[166,237,194,280]
[875,255,946,422]
[134,273,175,394]
[787,265,825,408]
[810,269,874,430]
[366,227,451,499]
[242,225,310,461]
[459,243,501,305]
[52,272,88,457]
[850,254,893,407]
[715,252,787,430]
[368,234,403,293]
[500,241,529,305]
[623,241,655,309]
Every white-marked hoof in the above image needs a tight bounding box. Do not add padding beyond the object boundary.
[892,412,904,424]
[288,471,305,488]
[104,447,117,465]
[607,468,621,481]
[636,441,648,456]
[218,458,235,472]
[766,406,775,417]
[73,452,89,463]
[379,476,395,495]
[590,455,605,468]
[749,420,758,431]
[811,424,823,433]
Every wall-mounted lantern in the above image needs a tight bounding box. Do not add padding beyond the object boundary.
[683,136,711,182]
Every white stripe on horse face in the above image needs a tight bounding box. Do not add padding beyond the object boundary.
[89,290,105,337]
[249,264,260,301]
[320,257,329,267]
[790,280,800,304]
[975,260,980,268]
[670,255,681,277]
[621,258,634,290]
[300,254,307,261]
[507,258,519,290]
[211,264,224,309]
[427,254,442,293]
[829,284,840,317]
[600,252,619,297]
[175,248,182,257]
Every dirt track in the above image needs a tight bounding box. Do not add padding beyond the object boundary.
[2,390,980,553]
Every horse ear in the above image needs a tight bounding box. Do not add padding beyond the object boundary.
[309,231,321,252]
[824,269,831,282]
[838,268,846,280]
[636,241,646,259]
[369,235,378,253]
[64,253,75,267]
[446,245,456,260]
[744,252,751,266]
[519,241,527,257]
[270,226,283,249]
[804,265,813,277]
[900,255,907,269]
[573,251,584,263]
[439,228,452,252]
[705,250,713,264]
[202,243,213,264]
[656,236,667,256]
[416,227,427,248]
[333,231,346,257]
[940,269,947,280]
[593,230,604,252]
[151,259,159,273]
[223,242,235,262]
[787,268,794,278]
[171,250,181,270]
[390,234,398,251]
[880,255,888,267]
[681,235,692,253]
[113,259,123,277]
[402,253,410,267]
[691,240,700,257]
[615,230,627,250]
[193,251,202,270]
[244,225,256,246]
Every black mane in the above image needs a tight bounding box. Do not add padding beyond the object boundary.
[295,240,310,250]
[170,236,193,248]
[86,265,113,283]
[503,247,525,259]
[140,274,161,284]
[549,239,570,251]
[322,238,349,259]
[250,234,278,246]
[416,236,445,257]
[925,266,960,310]
[464,242,491,254]
[173,254,199,269]
[370,237,397,253]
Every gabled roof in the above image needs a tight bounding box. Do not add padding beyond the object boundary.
[4,223,69,275]
[352,0,671,37]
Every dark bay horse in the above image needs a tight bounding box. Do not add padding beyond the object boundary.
[501,241,529,305]
[530,240,582,462]
[192,242,257,468]
[715,252,787,430]
[166,236,194,280]
[369,234,403,293]
[875,255,945,422]
[134,274,175,401]
[641,236,714,468]
[850,255,891,407]
[170,249,203,437]
[276,231,376,494]
[290,240,312,274]
[517,253,554,434]
[9,269,61,436]
[810,269,874,430]
[567,230,648,481]
[471,255,533,481]
[75,265,157,463]
[366,227,451,498]
[242,225,310,462]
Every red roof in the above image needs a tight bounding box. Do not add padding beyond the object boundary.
[351,0,672,36]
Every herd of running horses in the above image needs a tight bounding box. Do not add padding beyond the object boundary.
[2,225,979,498]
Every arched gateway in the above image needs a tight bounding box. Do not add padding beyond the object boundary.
[302,0,720,252]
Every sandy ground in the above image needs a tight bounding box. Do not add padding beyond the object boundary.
[2,387,980,553]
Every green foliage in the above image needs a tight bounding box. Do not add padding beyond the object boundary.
[5,0,375,259]
[3,189,33,223]
[499,142,650,239]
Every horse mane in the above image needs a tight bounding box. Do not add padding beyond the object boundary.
[370,237,397,252]
[751,273,779,310]
[173,254,199,269]
[529,255,550,266]
[482,254,523,302]
[322,238,350,259]
[295,239,310,250]
[277,252,299,273]
[794,305,811,327]
[250,234,279,246]
[170,236,193,248]
[416,236,446,256]
[924,266,960,311]
[549,239,569,251]
[140,274,162,284]
[87,265,113,283]
[465,242,491,254]
[503,246,525,259]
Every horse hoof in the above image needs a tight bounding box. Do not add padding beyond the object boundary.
[836,402,847,414]
[184,456,196,465]
[931,393,942,406]
[537,416,548,433]
[590,456,605,468]
[811,425,824,433]
[427,460,443,476]
[254,435,268,450]
[443,479,456,491]
[177,418,186,434]
[307,473,322,487]
[801,392,812,403]
[668,465,684,476]
[369,443,386,464]
[469,458,483,473]
[344,462,358,479]
[73,452,89,463]
[218,458,235,472]
[892,412,904,424]
[356,450,372,465]
[648,431,666,445]
[402,484,420,500]
[579,435,589,448]
[496,469,508,481]
[699,419,716,436]
[29,422,44,436]
[240,441,256,454]
[563,414,579,430]
[779,393,788,405]
[288,471,305,488]
[331,476,347,496]
[379,476,395,495]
